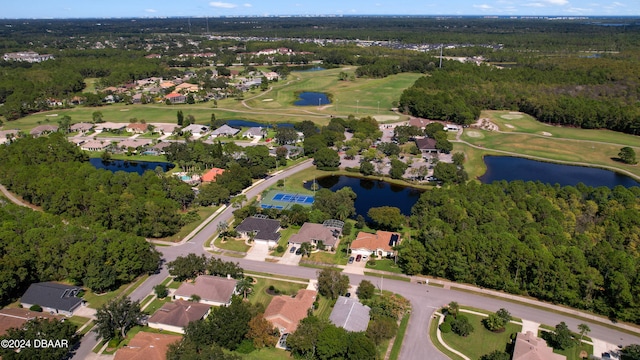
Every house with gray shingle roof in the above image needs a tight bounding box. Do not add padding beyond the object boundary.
[329,296,371,332]
[147,300,211,334]
[235,216,281,246]
[211,124,239,138]
[20,282,83,317]
[174,275,237,307]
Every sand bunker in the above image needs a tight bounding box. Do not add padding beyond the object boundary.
[45,114,58,117]
[466,130,483,138]
[505,124,515,129]
[120,109,130,111]
[541,131,552,136]
[509,111,521,114]
[501,114,523,120]
[262,99,274,102]
[374,115,400,121]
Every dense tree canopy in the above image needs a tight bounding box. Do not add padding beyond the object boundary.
[408,180,640,323]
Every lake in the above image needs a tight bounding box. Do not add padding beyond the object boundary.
[294,92,331,106]
[89,158,174,175]
[226,120,294,128]
[305,175,423,219]
[479,156,640,188]
[292,66,326,72]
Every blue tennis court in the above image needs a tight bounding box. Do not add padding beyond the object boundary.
[272,193,315,204]
[261,204,284,210]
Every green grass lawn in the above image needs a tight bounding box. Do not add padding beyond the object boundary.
[155,205,220,243]
[429,316,465,360]
[214,237,251,252]
[313,296,336,320]
[238,347,292,360]
[553,342,594,360]
[83,275,148,309]
[365,258,403,274]
[248,278,307,308]
[143,297,172,316]
[440,312,522,360]
[389,313,411,360]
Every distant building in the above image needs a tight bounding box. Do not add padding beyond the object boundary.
[201,168,225,182]
[414,137,438,153]
[211,124,240,138]
[3,51,54,63]
[70,123,94,133]
[0,308,60,336]
[165,93,186,104]
[80,140,109,152]
[235,216,281,246]
[29,125,58,137]
[181,124,210,137]
[265,289,317,347]
[288,221,343,250]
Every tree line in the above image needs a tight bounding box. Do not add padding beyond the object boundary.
[399,180,640,323]
[398,58,640,133]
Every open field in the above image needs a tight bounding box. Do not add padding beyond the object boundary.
[7,68,418,132]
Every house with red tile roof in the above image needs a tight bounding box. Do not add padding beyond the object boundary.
[201,168,225,182]
[350,231,401,258]
[165,93,186,104]
[147,300,211,334]
[126,123,148,134]
[174,275,238,307]
[114,332,181,360]
[264,289,316,342]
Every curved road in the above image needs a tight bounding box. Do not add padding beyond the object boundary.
[59,157,640,359]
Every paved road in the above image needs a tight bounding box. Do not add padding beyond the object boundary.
[62,156,640,359]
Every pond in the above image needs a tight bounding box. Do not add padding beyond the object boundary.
[225,120,294,128]
[292,66,326,72]
[89,158,174,175]
[294,92,331,106]
[479,156,640,188]
[304,175,423,220]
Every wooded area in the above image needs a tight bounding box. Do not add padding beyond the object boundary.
[402,181,640,323]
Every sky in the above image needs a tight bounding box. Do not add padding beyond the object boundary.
[2,0,637,18]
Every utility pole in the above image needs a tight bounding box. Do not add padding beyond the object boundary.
[439,44,443,69]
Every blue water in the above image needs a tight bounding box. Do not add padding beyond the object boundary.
[479,156,640,188]
[89,158,174,175]
[292,66,326,72]
[305,176,423,220]
[225,120,294,128]
[294,92,331,106]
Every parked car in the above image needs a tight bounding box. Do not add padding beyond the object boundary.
[356,254,362,262]
[295,248,302,255]
[289,246,297,253]
[362,255,368,260]
[348,256,354,264]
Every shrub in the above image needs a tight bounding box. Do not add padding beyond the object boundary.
[154,284,168,299]
[236,339,256,354]
[451,315,474,337]
[444,315,454,324]
[29,304,42,312]
[439,322,452,333]
[276,245,284,253]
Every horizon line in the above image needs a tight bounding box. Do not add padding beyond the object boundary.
[2,15,640,20]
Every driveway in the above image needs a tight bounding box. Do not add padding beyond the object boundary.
[278,245,302,265]
[245,241,270,261]
[343,255,367,275]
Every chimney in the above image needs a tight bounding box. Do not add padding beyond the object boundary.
[227,274,231,280]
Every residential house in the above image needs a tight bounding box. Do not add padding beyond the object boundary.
[3,51,54,63]
[262,71,280,81]
[415,137,438,154]
[113,332,181,360]
[211,124,240,138]
[0,130,20,144]
[149,123,180,135]
[29,125,58,137]
[329,296,371,332]
[512,331,566,360]
[244,126,264,139]
[270,145,303,159]
[0,308,60,336]
[70,122,94,133]
[165,93,186,104]
[96,122,127,132]
[160,81,175,90]
[350,231,401,258]
[126,123,148,134]
[117,139,152,150]
[147,300,211,334]
[288,221,343,250]
[201,168,225,182]
[235,216,281,246]
[20,282,83,317]
[175,83,199,93]
[80,140,110,152]
[152,142,173,154]
[408,118,430,129]
[182,124,211,138]
[264,289,317,347]
[131,93,143,104]
[174,275,238,307]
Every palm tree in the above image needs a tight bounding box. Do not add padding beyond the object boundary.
[299,242,313,258]
[448,301,459,318]
[237,277,254,299]
[231,194,247,209]
[577,323,590,342]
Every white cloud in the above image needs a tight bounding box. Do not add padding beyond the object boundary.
[209,2,238,9]
[544,0,569,5]
[145,9,157,13]
[523,2,545,7]
[473,4,493,9]
[243,3,252,7]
